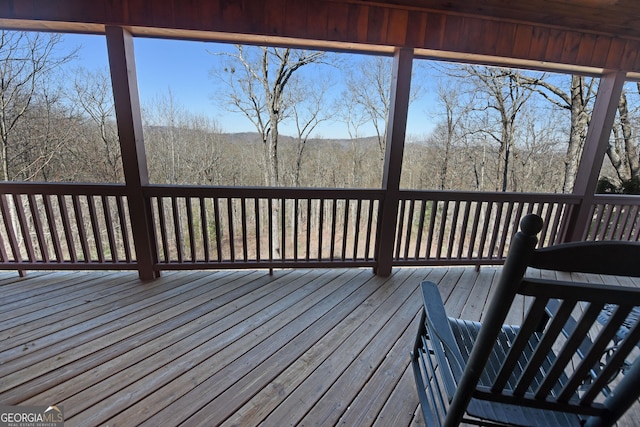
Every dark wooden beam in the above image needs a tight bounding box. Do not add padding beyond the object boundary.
[564,70,626,242]
[106,26,159,280]
[375,47,413,277]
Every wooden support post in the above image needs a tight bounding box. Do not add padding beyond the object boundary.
[564,70,626,242]
[106,26,159,280]
[374,48,413,276]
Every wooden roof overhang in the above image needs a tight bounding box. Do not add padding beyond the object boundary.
[0,0,640,75]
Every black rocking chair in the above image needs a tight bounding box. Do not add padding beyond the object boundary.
[412,213,640,427]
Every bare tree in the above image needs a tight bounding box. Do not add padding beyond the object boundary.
[71,67,123,182]
[287,77,331,187]
[343,56,392,162]
[519,75,596,192]
[464,67,537,192]
[433,82,476,190]
[604,83,640,193]
[212,45,325,188]
[0,30,77,181]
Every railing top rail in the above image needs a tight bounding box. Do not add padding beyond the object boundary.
[592,193,640,204]
[0,181,127,196]
[143,185,386,199]
[398,189,585,203]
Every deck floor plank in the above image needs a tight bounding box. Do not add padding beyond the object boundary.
[203,269,391,426]
[170,268,377,427]
[1,273,147,346]
[258,268,424,427]
[1,267,639,426]
[63,268,313,425]
[219,269,420,427]
[13,270,266,407]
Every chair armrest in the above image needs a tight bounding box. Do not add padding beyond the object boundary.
[420,281,466,385]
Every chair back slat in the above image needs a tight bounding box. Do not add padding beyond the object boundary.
[534,302,604,400]
[558,305,635,402]
[514,298,578,397]
[581,320,640,405]
[491,296,549,392]
[484,276,640,417]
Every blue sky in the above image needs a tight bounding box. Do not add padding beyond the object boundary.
[61,33,436,139]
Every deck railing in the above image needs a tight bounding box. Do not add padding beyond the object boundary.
[0,182,135,270]
[0,182,638,273]
[145,186,383,269]
[584,194,640,241]
[392,191,583,266]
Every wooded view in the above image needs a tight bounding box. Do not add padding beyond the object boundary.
[2,29,640,195]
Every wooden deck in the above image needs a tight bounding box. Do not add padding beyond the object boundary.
[1,267,639,426]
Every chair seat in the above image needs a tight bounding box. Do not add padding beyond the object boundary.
[447,318,583,426]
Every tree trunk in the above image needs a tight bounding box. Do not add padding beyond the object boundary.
[564,76,591,193]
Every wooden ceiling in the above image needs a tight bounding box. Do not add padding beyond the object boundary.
[1,0,640,73]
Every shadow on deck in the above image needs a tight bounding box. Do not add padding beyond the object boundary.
[1,267,639,426]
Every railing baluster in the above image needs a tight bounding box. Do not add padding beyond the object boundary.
[226,198,235,262]
[364,199,374,261]
[281,197,286,260]
[171,197,183,263]
[241,198,248,262]
[185,197,196,262]
[608,203,624,239]
[200,197,210,262]
[353,199,362,261]
[497,202,514,259]
[329,199,337,261]
[477,202,493,259]
[213,197,222,262]
[341,199,349,261]
[72,195,91,262]
[13,194,35,262]
[253,197,262,261]
[101,195,118,263]
[294,198,299,261]
[268,198,273,263]
[0,194,22,264]
[457,201,471,260]
[414,199,426,260]
[467,201,482,259]
[87,195,105,263]
[305,198,312,261]
[58,195,77,263]
[622,205,638,240]
[487,201,503,260]
[435,200,449,260]
[318,199,324,261]
[156,197,169,263]
[618,204,632,240]
[116,195,132,262]
[43,194,63,262]
[446,200,460,259]
[632,206,640,241]
[395,199,406,260]
[590,203,606,240]
[426,200,438,260]
[549,203,564,245]
[28,194,49,263]
[0,228,8,263]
